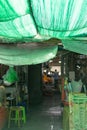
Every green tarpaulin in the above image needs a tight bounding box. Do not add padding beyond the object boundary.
[0,43,58,65]
[0,0,87,65]
[62,39,87,55]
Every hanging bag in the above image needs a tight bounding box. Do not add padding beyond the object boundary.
[3,66,18,86]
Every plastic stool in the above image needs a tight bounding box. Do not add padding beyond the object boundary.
[8,106,26,128]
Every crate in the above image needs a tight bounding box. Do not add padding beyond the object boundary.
[69,93,87,130]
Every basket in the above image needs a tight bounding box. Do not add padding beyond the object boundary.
[69,93,87,130]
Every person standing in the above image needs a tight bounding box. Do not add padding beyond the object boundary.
[54,69,59,89]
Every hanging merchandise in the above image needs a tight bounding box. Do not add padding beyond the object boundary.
[3,66,18,86]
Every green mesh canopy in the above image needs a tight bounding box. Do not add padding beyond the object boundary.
[62,39,87,55]
[0,43,58,65]
[0,0,87,65]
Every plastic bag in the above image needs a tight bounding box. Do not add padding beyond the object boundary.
[3,67,18,85]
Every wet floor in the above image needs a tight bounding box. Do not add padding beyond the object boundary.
[3,92,63,130]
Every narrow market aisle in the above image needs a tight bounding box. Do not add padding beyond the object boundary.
[4,92,63,130]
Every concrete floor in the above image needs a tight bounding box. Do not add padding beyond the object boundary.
[3,92,63,130]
